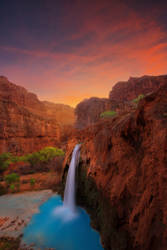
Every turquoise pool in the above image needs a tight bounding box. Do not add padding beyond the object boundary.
[22,194,104,250]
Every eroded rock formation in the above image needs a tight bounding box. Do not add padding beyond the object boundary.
[0,76,75,154]
[75,97,118,129]
[75,75,167,129]
[43,101,75,126]
[64,85,167,250]
[109,75,167,102]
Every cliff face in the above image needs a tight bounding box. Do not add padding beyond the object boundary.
[64,85,167,250]
[75,97,118,129]
[0,76,74,154]
[0,76,44,111]
[43,101,76,145]
[75,75,167,129]
[109,75,167,102]
[43,101,75,126]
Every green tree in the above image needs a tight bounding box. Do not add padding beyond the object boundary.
[24,147,64,166]
[100,110,117,118]
[30,178,36,186]
[4,173,20,185]
[0,152,13,173]
[9,184,15,192]
[0,147,65,169]
[39,147,64,162]
[132,94,145,104]
[25,152,41,166]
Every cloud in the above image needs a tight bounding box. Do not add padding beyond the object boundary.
[0,0,167,106]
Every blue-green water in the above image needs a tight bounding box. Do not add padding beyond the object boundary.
[22,195,104,250]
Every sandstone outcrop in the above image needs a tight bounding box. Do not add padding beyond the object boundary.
[43,101,75,126]
[0,76,74,154]
[75,97,118,129]
[75,75,167,129]
[109,75,167,102]
[64,85,167,250]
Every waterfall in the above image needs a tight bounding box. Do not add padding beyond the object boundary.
[63,144,81,212]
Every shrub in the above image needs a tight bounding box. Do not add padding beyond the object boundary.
[0,152,13,173]
[0,153,23,173]
[0,152,12,162]
[39,147,64,161]
[100,110,117,118]
[132,94,145,104]
[15,155,31,163]
[25,152,41,166]
[0,147,65,170]
[10,155,21,163]
[30,178,36,186]
[9,184,15,192]
[4,173,20,185]
[23,147,64,166]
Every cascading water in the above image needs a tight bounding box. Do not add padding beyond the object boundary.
[63,144,81,212]
[22,144,104,250]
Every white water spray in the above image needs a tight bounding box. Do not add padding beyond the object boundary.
[63,144,81,212]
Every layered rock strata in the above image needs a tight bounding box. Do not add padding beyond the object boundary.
[64,85,167,250]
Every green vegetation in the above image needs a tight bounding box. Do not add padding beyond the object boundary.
[100,110,117,118]
[9,184,15,192]
[4,173,20,185]
[0,147,64,194]
[0,147,64,170]
[132,94,145,104]
[24,147,64,166]
[4,173,20,192]
[0,152,24,173]
[30,178,36,186]
[0,153,13,173]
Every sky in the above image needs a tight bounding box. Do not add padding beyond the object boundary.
[0,0,167,107]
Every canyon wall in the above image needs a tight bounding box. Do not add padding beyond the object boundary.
[64,85,167,250]
[75,75,167,129]
[75,97,118,129]
[43,101,75,126]
[109,75,167,101]
[0,76,75,154]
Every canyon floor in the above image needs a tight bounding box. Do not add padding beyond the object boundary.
[0,190,53,249]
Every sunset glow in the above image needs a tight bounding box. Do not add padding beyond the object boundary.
[0,0,167,106]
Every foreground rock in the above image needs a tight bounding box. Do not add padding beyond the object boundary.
[64,85,167,250]
[0,190,53,239]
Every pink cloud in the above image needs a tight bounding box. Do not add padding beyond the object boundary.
[1,1,167,107]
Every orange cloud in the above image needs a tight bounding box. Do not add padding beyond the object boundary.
[0,1,167,107]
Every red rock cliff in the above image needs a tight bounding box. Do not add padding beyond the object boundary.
[75,97,118,129]
[75,75,167,129]
[109,75,167,101]
[64,85,167,250]
[0,76,74,154]
[43,101,75,126]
